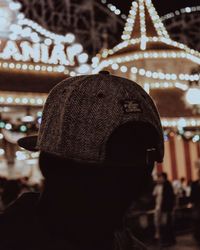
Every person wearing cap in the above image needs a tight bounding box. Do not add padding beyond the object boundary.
[0,72,164,250]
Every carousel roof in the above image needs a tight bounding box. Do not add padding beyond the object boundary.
[117,0,173,54]
[95,0,200,63]
[92,0,200,125]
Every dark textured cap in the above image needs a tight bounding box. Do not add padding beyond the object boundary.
[18,72,164,163]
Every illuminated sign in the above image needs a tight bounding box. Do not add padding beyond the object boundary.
[0,1,90,75]
[0,40,86,66]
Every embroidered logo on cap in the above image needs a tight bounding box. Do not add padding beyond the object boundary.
[122,100,142,113]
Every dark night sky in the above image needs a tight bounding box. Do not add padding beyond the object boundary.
[110,0,200,16]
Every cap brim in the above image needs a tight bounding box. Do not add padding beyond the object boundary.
[17,135,38,152]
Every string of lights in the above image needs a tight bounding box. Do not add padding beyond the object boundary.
[0,120,38,133]
[17,17,76,44]
[121,1,138,41]
[0,60,77,76]
[164,129,200,143]
[100,0,127,20]
[163,119,200,142]
[0,92,46,106]
[110,64,199,82]
[95,36,200,62]
[100,0,200,24]
[161,6,200,21]
[162,118,200,128]
[93,45,200,81]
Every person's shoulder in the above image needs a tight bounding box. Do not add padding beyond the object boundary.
[0,192,40,234]
[165,180,173,187]
[0,192,40,249]
[1,192,40,217]
[0,192,40,228]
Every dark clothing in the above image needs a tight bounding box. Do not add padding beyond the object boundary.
[0,193,45,250]
[191,180,200,207]
[191,180,200,244]
[160,212,176,247]
[0,161,150,250]
[0,192,147,250]
[161,181,175,212]
[159,181,175,246]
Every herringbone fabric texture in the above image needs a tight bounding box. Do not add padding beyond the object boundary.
[36,72,164,163]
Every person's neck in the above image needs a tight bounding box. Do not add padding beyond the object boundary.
[38,185,68,216]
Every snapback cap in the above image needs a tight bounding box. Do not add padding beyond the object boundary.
[18,71,164,164]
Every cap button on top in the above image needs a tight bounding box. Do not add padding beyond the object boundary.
[99,70,110,75]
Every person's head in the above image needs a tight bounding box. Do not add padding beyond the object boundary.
[18,72,164,212]
[180,177,185,184]
[38,120,159,198]
[157,172,168,184]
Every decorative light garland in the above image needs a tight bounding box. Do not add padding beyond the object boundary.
[122,1,138,41]
[95,37,200,63]
[100,0,200,25]
[162,118,200,142]
[144,82,188,91]
[114,64,199,82]
[0,119,39,133]
[161,118,200,128]
[139,0,147,50]
[120,0,170,50]
[100,0,127,20]
[164,129,200,143]
[145,0,169,39]
[161,6,200,21]
[0,92,47,106]
[17,18,76,44]
[93,51,200,83]
[0,60,77,76]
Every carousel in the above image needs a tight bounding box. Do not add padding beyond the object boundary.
[93,0,200,181]
[0,0,90,182]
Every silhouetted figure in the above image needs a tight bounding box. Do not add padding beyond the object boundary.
[153,172,175,247]
[177,177,188,206]
[191,169,200,245]
[0,72,164,250]
[1,180,21,208]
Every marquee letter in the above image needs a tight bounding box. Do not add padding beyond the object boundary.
[20,41,40,62]
[49,44,69,65]
[0,41,22,60]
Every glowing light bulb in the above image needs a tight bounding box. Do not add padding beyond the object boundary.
[186,88,200,105]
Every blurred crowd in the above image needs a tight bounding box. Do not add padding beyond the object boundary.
[125,170,200,247]
[0,176,42,212]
